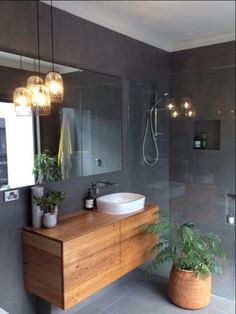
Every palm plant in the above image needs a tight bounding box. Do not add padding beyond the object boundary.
[143,210,226,279]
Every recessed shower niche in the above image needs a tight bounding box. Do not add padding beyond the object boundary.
[193,120,221,150]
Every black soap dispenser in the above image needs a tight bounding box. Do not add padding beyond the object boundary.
[84,188,95,210]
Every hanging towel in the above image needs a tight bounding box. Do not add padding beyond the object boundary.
[58,115,72,180]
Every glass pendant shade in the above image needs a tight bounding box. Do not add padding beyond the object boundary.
[45,71,64,103]
[31,84,51,115]
[27,75,44,93]
[165,98,176,111]
[185,107,196,118]
[13,87,32,116]
[181,97,192,110]
[170,108,180,119]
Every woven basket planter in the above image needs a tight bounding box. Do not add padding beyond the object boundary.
[168,266,212,310]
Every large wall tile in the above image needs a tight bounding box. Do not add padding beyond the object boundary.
[170,41,235,300]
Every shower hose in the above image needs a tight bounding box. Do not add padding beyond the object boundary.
[142,107,159,166]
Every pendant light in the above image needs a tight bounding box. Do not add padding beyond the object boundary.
[31,0,51,115]
[165,96,196,119]
[180,97,192,110]
[181,97,196,118]
[165,98,176,111]
[45,0,64,103]
[170,108,180,119]
[13,56,32,116]
[31,83,51,115]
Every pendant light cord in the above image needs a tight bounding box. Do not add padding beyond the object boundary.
[34,58,36,75]
[50,0,55,71]
[20,56,23,86]
[36,0,41,74]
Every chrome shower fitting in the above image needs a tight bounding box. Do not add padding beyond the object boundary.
[142,91,169,167]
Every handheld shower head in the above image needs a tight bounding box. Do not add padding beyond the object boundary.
[153,91,169,107]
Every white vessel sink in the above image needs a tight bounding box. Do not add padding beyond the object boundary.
[96,193,145,215]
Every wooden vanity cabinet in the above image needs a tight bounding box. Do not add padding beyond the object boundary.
[23,205,158,310]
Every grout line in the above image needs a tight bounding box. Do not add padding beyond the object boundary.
[95,304,106,311]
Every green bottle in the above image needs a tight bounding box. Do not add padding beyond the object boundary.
[201,133,208,149]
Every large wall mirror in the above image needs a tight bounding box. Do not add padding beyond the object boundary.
[0,51,122,191]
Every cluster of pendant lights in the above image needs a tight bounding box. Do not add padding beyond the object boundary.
[165,97,196,119]
[13,0,64,116]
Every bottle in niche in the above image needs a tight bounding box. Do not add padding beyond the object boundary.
[193,136,201,149]
[201,133,208,149]
[84,188,94,210]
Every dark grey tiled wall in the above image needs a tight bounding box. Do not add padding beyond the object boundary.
[129,80,170,211]
[0,2,234,313]
[0,2,170,314]
[170,41,235,300]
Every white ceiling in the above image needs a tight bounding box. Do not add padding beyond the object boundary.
[43,1,235,52]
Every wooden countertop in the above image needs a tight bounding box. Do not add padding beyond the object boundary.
[24,204,158,243]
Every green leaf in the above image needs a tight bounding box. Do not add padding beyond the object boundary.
[142,210,226,278]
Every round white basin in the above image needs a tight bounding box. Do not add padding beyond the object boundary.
[96,192,145,215]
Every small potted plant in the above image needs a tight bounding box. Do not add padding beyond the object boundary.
[31,150,62,228]
[33,191,65,228]
[143,210,226,310]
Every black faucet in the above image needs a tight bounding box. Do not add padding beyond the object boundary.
[92,180,118,195]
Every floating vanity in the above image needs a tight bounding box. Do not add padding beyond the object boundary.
[23,205,159,310]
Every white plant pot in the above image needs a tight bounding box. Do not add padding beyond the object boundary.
[31,185,44,228]
[32,206,44,228]
[43,213,57,228]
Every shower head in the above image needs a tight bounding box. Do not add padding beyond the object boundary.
[153,91,169,101]
[151,92,169,109]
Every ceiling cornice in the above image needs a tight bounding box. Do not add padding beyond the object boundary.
[172,30,235,52]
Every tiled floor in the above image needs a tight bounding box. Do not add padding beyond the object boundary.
[76,275,235,314]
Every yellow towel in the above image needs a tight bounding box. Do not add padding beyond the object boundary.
[58,116,72,180]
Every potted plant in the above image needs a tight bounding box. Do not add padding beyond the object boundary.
[33,191,65,228]
[33,150,61,185]
[143,210,226,310]
[31,150,61,228]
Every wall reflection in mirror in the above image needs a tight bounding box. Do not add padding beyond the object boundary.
[0,51,122,190]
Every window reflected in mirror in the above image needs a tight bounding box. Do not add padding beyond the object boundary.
[0,102,34,190]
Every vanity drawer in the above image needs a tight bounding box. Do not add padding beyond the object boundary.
[63,223,121,308]
[23,232,63,308]
[120,207,158,274]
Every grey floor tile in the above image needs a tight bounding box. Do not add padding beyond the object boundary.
[42,275,235,314]
[2,294,37,314]
[74,303,104,314]
[92,277,142,310]
[211,295,235,314]
[186,295,235,314]
[107,281,188,314]
[105,279,235,314]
